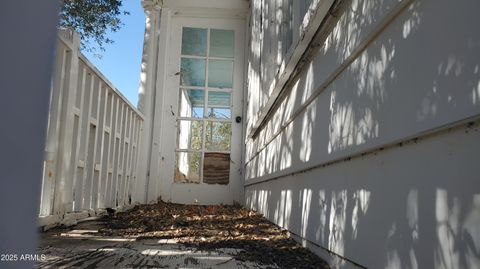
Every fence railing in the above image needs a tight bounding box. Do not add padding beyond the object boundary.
[39,29,144,224]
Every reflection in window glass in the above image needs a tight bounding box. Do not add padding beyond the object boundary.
[179,89,204,118]
[182,27,207,56]
[208,91,231,119]
[208,108,231,119]
[210,29,234,58]
[177,120,203,150]
[181,58,206,86]
[203,152,230,184]
[208,60,233,88]
[208,91,231,106]
[175,152,201,183]
[206,121,231,151]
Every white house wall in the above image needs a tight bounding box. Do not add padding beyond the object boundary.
[245,0,480,268]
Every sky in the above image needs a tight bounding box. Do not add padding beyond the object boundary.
[82,1,145,107]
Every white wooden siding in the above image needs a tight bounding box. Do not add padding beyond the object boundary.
[245,0,480,268]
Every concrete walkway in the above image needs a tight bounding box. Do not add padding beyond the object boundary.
[37,219,277,269]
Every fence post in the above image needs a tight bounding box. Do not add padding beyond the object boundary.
[40,30,75,216]
[52,30,80,217]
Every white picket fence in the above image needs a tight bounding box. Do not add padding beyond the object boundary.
[39,29,144,223]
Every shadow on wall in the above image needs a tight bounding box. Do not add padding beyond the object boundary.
[246,124,480,268]
[327,0,480,154]
[245,0,480,268]
[246,0,480,181]
[246,0,305,140]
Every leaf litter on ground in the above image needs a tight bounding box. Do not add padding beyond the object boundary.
[99,201,330,269]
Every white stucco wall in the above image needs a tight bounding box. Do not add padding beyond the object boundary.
[244,0,480,268]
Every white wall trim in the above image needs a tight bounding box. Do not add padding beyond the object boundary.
[245,115,480,187]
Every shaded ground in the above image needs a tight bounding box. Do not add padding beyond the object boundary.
[38,202,329,268]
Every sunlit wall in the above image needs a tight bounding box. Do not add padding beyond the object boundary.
[244,0,480,268]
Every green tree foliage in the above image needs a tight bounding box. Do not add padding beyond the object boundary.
[59,0,129,53]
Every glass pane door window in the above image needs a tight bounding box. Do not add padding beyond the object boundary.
[175,27,235,185]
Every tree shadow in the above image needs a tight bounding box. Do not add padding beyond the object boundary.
[245,0,480,268]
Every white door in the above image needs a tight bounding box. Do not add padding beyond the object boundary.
[160,16,245,205]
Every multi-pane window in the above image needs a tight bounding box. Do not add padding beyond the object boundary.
[175,27,235,185]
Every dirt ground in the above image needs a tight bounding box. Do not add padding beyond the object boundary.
[38,202,329,269]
